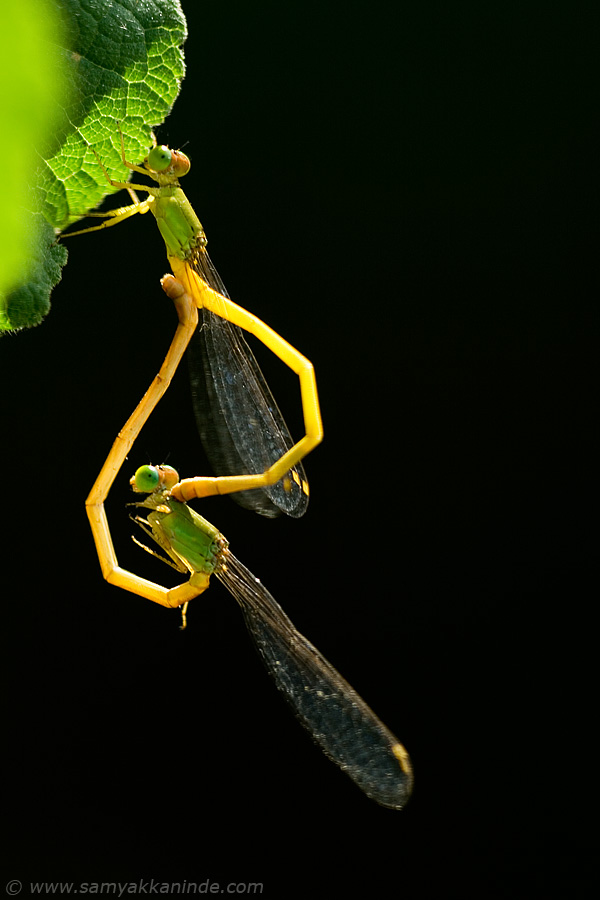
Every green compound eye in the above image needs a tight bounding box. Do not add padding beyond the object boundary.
[147,145,172,172]
[133,465,161,493]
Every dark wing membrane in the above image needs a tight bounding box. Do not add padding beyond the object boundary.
[187,248,309,518]
[217,553,413,809]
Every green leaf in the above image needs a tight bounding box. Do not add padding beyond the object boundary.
[0,0,68,325]
[1,0,187,334]
[0,217,68,331]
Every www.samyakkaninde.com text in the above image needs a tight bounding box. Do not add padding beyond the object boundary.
[5,881,264,895]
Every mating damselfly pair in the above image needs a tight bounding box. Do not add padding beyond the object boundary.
[63,131,412,809]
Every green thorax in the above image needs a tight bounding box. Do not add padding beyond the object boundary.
[151,185,207,261]
[141,493,227,576]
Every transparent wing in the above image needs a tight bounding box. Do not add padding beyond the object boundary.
[217,552,413,809]
[187,248,309,518]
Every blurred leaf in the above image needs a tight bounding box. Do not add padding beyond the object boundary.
[0,0,67,326]
[1,0,187,333]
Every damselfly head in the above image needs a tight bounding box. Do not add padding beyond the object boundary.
[146,145,191,178]
[131,464,180,494]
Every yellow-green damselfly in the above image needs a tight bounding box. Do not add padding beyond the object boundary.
[125,462,413,810]
[64,133,321,516]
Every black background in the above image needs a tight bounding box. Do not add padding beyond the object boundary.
[3,1,596,896]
